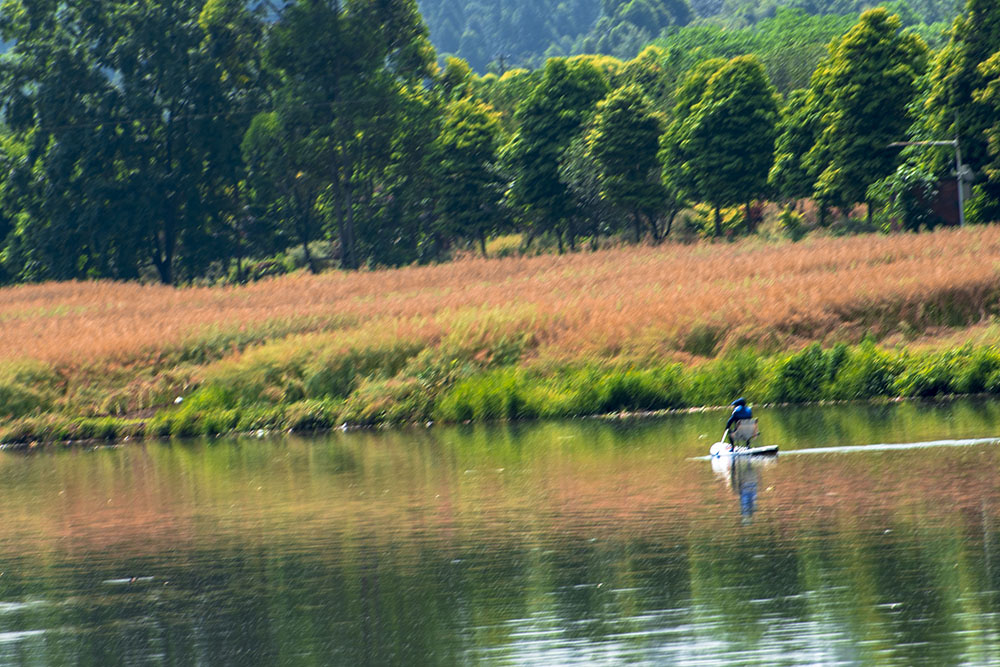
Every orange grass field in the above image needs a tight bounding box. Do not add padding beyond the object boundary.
[3,225,1000,371]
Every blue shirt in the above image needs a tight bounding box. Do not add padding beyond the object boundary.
[726,404,753,430]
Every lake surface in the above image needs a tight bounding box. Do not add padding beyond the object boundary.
[3,399,1000,665]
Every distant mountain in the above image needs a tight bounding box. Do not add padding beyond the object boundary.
[417,0,963,72]
[417,0,693,71]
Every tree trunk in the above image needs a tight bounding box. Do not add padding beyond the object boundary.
[342,185,358,270]
[644,213,661,243]
[663,208,678,238]
[633,212,643,243]
[152,201,176,285]
[294,189,318,274]
[521,229,536,253]
[301,236,317,274]
[713,206,722,237]
[866,198,873,227]
[479,231,487,257]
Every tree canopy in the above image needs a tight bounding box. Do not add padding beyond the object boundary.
[0,0,995,286]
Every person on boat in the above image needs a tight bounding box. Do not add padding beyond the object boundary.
[725,398,754,446]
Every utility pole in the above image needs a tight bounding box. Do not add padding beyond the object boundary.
[889,139,967,226]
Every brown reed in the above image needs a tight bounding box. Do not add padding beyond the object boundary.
[3,226,1000,370]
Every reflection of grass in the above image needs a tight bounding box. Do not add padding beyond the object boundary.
[8,227,1000,443]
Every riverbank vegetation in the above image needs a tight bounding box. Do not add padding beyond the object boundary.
[4,0,1000,443]
[5,225,1000,444]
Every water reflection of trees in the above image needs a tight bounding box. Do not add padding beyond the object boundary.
[1,413,1000,663]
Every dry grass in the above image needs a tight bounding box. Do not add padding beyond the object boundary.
[4,226,1000,371]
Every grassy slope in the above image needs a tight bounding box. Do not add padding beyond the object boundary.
[4,226,1000,443]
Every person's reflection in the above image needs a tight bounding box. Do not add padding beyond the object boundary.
[711,455,774,523]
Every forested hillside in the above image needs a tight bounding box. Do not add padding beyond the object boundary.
[418,0,692,71]
[417,0,962,71]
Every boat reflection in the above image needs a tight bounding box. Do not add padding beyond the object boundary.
[712,454,777,523]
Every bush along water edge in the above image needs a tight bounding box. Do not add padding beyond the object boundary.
[5,340,1000,447]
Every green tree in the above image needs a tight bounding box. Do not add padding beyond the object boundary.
[769,88,824,204]
[922,0,1000,221]
[241,112,322,274]
[262,0,436,270]
[502,58,610,251]
[431,98,506,255]
[977,52,1000,188]
[588,85,669,241]
[807,9,928,221]
[0,0,266,284]
[671,55,779,235]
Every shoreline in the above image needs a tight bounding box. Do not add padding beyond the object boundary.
[4,341,998,449]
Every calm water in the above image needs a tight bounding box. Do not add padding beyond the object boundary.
[3,400,1000,665]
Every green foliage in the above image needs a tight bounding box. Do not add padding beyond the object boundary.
[769,89,824,202]
[0,0,267,284]
[435,364,685,421]
[338,377,435,425]
[588,85,668,241]
[502,58,610,248]
[684,348,763,406]
[777,206,807,241]
[419,0,692,72]
[808,10,929,212]
[668,55,779,235]
[656,9,858,95]
[922,0,1000,188]
[866,164,943,231]
[826,341,902,399]
[431,98,506,253]
[0,361,60,419]
[763,343,843,403]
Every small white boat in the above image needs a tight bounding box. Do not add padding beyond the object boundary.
[710,442,779,458]
[709,419,776,457]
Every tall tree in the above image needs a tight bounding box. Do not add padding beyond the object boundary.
[502,58,609,251]
[588,85,668,242]
[806,9,928,220]
[922,0,1000,221]
[262,0,435,270]
[659,57,725,232]
[671,55,779,235]
[976,52,1000,189]
[769,88,824,205]
[431,98,506,255]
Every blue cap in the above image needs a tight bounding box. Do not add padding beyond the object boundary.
[731,398,746,406]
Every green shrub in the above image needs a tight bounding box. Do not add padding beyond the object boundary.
[0,361,60,419]
[587,366,684,414]
[894,349,962,398]
[952,346,1000,394]
[778,206,806,241]
[435,364,684,423]
[339,378,433,426]
[828,342,902,399]
[763,343,839,403]
[300,337,426,401]
[235,406,286,432]
[684,348,762,406]
[435,368,531,421]
[285,400,339,431]
[200,409,241,436]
